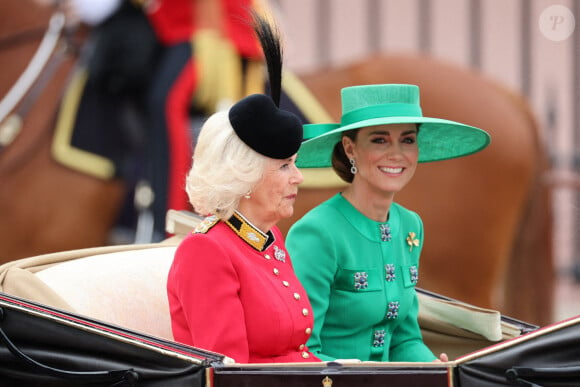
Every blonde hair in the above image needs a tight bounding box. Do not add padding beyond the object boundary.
[185,111,267,220]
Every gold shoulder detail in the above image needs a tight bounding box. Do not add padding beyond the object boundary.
[193,215,219,234]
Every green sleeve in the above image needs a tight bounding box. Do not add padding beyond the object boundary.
[287,214,337,362]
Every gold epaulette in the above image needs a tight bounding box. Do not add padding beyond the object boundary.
[193,215,219,234]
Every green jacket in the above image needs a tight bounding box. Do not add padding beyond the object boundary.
[287,194,436,362]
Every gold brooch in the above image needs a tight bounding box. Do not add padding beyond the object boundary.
[322,376,333,387]
[406,232,420,252]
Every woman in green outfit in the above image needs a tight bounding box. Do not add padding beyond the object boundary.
[286,84,491,362]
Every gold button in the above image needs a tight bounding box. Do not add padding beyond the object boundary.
[301,352,310,359]
[305,327,312,335]
[282,281,289,287]
[302,308,309,316]
[273,268,279,275]
[299,344,305,350]
[264,254,271,260]
[293,292,300,300]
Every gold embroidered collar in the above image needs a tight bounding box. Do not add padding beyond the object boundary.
[225,211,274,251]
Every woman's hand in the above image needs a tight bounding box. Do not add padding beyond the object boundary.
[433,353,449,362]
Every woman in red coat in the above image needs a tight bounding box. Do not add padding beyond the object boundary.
[167,16,320,363]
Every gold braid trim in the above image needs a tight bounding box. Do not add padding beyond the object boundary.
[243,60,265,97]
[51,68,115,180]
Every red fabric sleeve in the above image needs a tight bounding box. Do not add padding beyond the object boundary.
[168,234,251,362]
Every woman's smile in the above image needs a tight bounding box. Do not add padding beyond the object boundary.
[379,166,404,174]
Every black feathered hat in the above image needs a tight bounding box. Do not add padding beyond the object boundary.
[228,13,302,159]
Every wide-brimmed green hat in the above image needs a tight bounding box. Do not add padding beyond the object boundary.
[297,84,491,168]
[303,123,341,141]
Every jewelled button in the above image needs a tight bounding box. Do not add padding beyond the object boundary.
[264,254,271,260]
[386,301,400,319]
[373,329,386,347]
[293,292,300,300]
[302,308,309,316]
[354,272,368,290]
[299,344,305,350]
[301,352,310,359]
[305,327,312,335]
[409,266,419,284]
[385,264,396,282]
[273,268,279,275]
[282,281,289,287]
[379,223,392,242]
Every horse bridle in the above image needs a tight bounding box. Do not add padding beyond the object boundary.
[0,12,72,149]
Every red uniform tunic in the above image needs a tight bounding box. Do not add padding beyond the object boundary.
[222,0,263,58]
[167,213,320,363]
[146,0,195,45]
[146,0,262,53]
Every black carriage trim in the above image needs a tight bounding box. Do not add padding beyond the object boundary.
[0,292,223,385]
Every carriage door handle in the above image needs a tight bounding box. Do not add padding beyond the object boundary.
[0,307,139,386]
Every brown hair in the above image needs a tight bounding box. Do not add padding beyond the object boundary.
[331,129,358,183]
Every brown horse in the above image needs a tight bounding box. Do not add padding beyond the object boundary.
[0,0,126,260]
[0,1,553,325]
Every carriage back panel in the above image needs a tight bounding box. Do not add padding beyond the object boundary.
[0,292,222,386]
[35,245,177,341]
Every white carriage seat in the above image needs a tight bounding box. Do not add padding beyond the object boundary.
[35,245,176,341]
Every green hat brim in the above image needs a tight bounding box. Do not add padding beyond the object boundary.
[296,116,491,168]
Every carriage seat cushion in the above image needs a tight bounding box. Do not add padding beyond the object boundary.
[35,246,176,341]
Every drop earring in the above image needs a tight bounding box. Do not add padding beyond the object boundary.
[244,191,251,199]
[349,158,357,174]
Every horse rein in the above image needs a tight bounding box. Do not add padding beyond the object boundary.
[0,12,71,149]
[0,27,48,52]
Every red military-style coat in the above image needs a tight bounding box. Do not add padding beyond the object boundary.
[145,0,195,45]
[167,212,320,363]
[146,0,263,56]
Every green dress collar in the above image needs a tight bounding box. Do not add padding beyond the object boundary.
[331,194,401,242]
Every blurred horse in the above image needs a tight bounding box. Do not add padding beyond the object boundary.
[0,0,126,260]
[0,1,553,325]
